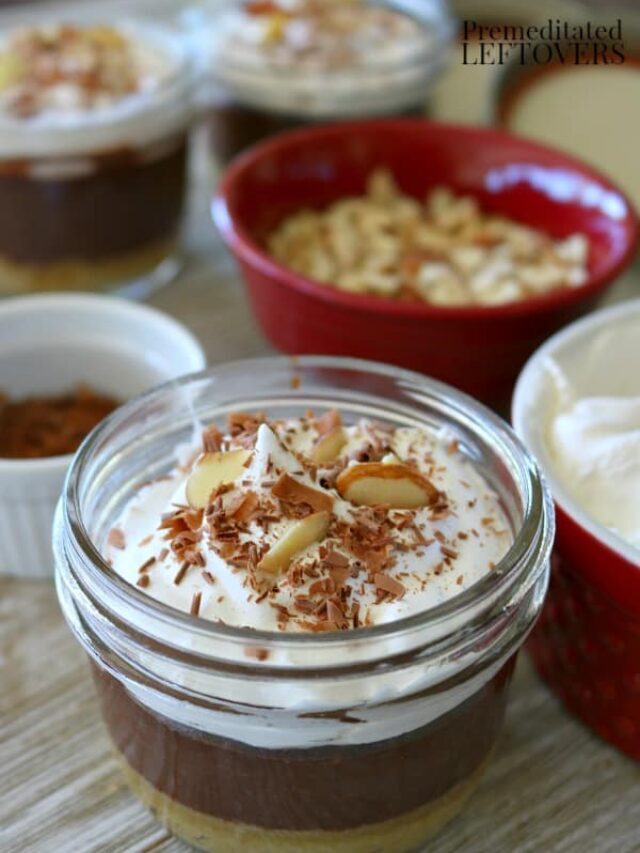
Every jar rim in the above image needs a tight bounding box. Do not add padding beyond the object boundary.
[211,0,453,62]
[206,0,454,117]
[57,355,554,654]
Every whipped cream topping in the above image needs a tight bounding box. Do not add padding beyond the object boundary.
[106,410,512,633]
[0,22,192,159]
[547,382,640,551]
[219,0,427,72]
[209,0,448,116]
[0,25,172,118]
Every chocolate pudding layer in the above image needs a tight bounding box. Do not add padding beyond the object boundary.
[94,659,513,835]
[0,139,186,265]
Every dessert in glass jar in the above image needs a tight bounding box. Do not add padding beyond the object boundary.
[0,21,194,295]
[54,356,553,852]
[205,0,453,162]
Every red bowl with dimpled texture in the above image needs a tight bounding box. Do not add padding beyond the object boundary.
[513,300,640,760]
[213,119,638,408]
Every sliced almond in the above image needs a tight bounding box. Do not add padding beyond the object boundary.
[86,26,128,49]
[258,511,330,575]
[336,462,438,509]
[311,426,347,464]
[315,408,342,435]
[272,473,333,512]
[0,54,24,92]
[186,449,252,509]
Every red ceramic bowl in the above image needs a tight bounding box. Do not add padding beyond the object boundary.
[513,299,640,760]
[213,119,638,408]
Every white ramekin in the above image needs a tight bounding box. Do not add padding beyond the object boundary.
[511,298,640,760]
[0,293,206,578]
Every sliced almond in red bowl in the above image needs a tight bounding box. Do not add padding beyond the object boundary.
[336,462,438,509]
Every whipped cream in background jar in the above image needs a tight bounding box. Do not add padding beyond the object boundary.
[200,0,454,163]
[0,15,195,297]
[55,357,552,852]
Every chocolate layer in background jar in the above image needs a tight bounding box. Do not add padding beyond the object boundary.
[93,658,514,832]
[0,137,186,288]
[209,103,426,165]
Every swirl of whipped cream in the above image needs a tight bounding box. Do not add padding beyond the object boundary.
[546,369,640,552]
[106,410,512,633]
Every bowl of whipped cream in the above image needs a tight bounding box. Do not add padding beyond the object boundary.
[513,298,640,760]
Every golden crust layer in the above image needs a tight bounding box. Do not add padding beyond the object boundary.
[0,238,177,294]
[118,753,488,853]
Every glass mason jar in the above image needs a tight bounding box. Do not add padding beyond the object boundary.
[54,357,553,853]
[0,20,195,298]
[201,0,454,163]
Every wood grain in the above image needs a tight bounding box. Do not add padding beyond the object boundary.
[1,124,639,853]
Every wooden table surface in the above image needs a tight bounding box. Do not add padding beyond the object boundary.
[1,133,639,853]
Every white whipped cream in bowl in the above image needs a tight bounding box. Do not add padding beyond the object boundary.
[54,356,552,760]
[512,298,640,760]
[513,298,640,566]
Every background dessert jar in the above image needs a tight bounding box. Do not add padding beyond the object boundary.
[202,0,453,162]
[0,19,194,295]
[55,357,553,852]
